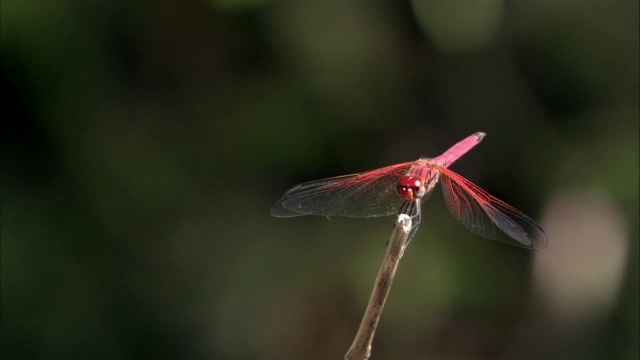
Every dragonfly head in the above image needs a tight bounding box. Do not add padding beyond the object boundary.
[396,174,439,202]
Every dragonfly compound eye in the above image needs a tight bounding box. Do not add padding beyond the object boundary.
[396,176,423,202]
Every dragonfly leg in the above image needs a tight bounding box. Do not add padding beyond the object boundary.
[397,199,421,256]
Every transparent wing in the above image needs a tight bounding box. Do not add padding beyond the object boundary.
[271,161,414,218]
[437,166,548,249]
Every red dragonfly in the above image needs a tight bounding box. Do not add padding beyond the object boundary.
[271,132,548,249]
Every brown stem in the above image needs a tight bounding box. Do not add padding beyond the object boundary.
[345,214,412,360]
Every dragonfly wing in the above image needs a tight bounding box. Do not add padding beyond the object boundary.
[271,162,414,218]
[437,166,548,249]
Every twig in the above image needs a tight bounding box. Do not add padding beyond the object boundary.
[345,214,412,360]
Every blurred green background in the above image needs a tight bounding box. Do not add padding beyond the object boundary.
[2,1,638,359]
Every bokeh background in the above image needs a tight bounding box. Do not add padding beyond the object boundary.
[2,1,638,359]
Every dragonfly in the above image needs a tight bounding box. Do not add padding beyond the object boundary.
[271,132,548,249]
